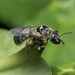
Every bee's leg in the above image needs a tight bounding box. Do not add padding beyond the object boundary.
[35,43,41,51]
[37,45,45,51]
[35,42,44,51]
[26,40,34,55]
[37,41,47,51]
[40,45,46,49]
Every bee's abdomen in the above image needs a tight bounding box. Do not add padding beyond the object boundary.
[14,36,28,45]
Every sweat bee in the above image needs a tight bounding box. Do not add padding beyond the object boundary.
[9,25,72,55]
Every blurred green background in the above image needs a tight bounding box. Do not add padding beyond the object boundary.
[0,0,75,69]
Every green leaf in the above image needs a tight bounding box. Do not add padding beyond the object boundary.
[0,29,25,59]
[51,66,75,75]
[58,68,75,75]
[51,66,63,75]
[0,47,52,75]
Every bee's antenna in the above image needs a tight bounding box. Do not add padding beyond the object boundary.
[59,39,65,45]
[60,32,73,37]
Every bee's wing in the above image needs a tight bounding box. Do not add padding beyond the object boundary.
[9,26,37,36]
[9,26,42,45]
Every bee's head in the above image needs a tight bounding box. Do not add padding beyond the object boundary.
[50,30,72,45]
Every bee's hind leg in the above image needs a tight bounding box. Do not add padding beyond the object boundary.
[26,40,34,55]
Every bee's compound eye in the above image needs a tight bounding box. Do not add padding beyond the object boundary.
[50,36,60,44]
[50,31,61,44]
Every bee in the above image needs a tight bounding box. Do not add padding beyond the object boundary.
[9,25,72,55]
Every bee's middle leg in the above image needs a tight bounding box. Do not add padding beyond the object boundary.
[36,41,47,51]
[36,45,45,51]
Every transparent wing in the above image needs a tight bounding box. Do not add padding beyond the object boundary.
[9,26,37,36]
[9,26,40,45]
